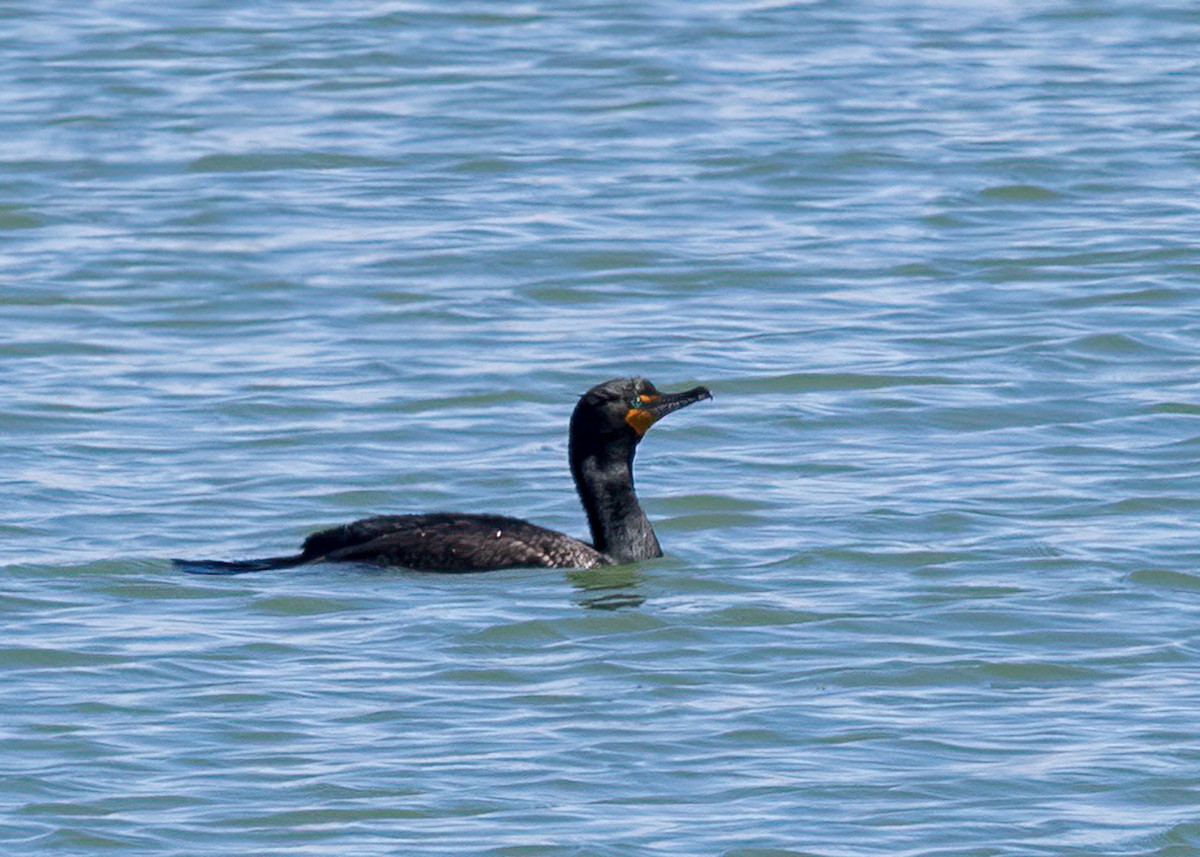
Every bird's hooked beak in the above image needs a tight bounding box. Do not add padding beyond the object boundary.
[625,385,712,436]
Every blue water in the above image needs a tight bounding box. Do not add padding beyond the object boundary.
[4,1,1200,854]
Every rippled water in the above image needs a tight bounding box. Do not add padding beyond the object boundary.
[5,1,1200,854]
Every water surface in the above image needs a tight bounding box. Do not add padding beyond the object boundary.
[4,1,1200,854]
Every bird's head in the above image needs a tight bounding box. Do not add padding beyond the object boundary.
[570,377,712,449]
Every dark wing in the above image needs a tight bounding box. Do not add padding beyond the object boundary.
[300,513,609,572]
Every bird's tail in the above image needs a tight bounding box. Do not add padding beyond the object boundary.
[172,554,309,575]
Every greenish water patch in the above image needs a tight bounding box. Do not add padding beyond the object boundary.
[701,605,827,627]
[3,647,125,668]
[1129,569,1200,591]
[523,285,645,304]
[390,389,531,413]
[449,157,523,175]
[980,661,1107,684]
[1149,402,1200,416]
[0,205,42,229]
[464,619,571,644]
[1070,332,1159,356]
[1053,287,1194,308]
[186,152,393,173]
[658,512,767,531]
[978,183,1062,201]
[251,595,362,616]
[738,373,955,393]
[657,494,770,513]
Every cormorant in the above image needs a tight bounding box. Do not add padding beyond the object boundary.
[175,377,711,574]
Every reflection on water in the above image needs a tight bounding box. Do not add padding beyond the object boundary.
[568,565,648,611]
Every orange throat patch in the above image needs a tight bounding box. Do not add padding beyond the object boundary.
[624,408,656,435]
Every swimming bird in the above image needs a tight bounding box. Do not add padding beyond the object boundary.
[175,377,711,574]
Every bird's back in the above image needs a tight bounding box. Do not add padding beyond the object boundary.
[302,513,610,572]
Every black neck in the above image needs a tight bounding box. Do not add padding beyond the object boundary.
[569,432,662,563]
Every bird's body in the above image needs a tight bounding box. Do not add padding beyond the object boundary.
[304,513,610,571]
[176,377,710,574]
